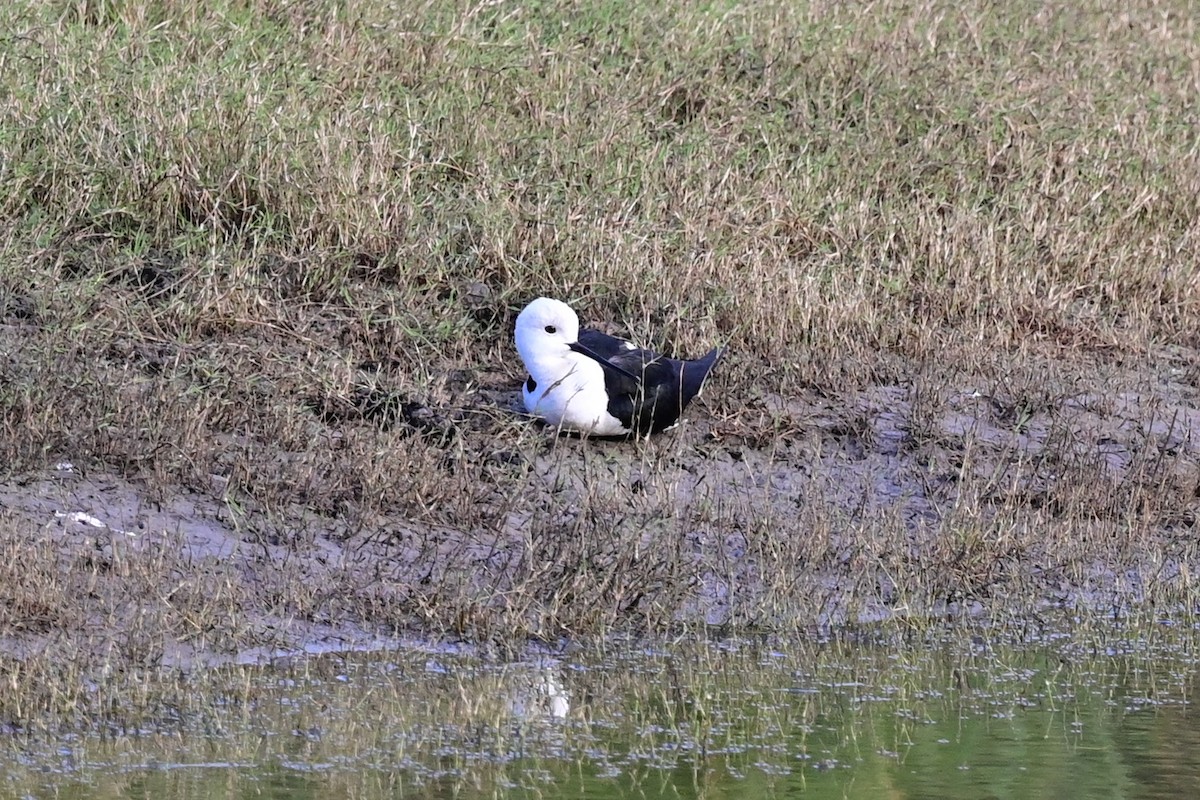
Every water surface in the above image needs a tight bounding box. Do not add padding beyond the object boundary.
[3,621,1198,799]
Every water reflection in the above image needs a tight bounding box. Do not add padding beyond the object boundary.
[502,661,571,721]
[1,623,1198,800]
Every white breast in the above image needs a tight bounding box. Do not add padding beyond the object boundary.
[523,354,629,436]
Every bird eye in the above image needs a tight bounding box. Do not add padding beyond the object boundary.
[544,325,557,334]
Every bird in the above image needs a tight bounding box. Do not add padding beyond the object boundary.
[514,297,722,437]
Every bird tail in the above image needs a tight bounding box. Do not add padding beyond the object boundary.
[679,347,723,406]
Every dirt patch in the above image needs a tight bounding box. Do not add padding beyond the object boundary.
[3,341,1198,671]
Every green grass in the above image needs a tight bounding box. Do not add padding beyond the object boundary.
[5,1,1196,364]
[0,0,1198,677]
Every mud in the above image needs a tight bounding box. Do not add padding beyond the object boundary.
[2,342,1199,666]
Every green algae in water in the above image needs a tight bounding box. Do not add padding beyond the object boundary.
[2,625,1199,800]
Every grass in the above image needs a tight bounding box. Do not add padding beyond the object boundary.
[0,0,1199,724]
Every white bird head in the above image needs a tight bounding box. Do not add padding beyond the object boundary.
[514,297,581,366]
[514,296,640,436]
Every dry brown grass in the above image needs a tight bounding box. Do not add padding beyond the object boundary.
[1,0,1199,724]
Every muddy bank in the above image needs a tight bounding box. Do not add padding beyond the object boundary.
[2,345,1198,671]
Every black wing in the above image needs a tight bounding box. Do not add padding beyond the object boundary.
[584,343,723,436]
[578,328,639,361]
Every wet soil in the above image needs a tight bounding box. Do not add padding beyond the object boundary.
[2,330,1200,666]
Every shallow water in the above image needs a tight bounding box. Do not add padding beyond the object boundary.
[3,622,1198,799]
